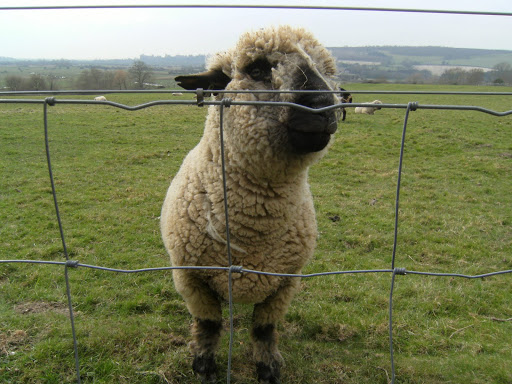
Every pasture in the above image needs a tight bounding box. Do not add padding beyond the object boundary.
[1,84,511,383]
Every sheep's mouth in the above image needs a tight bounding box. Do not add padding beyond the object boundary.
[288,111,337,154]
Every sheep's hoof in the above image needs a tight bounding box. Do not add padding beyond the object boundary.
[256,362,281,384]
[192,354,217,384]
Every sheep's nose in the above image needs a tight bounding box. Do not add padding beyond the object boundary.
[288,95,338,153]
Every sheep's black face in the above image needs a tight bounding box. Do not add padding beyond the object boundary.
[287,67,338,154]
[245,58,273,83]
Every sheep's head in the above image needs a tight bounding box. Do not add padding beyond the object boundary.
[176,26,339,176]
[372,100,383,110]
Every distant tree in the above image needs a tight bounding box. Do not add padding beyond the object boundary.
[439,68,466,85]
[491,62,512,85]
[465,69,484,85]
[5,75,25,91]
[76,68,112,89]
[493,62,511,73]
[47,74,60,90]
[89,68,104,89]
[129,60,153,89]
[113,70,129,90]
[102,70,116,89]
[28,74,47,90]
[76,69,94,89]
[407,72,426,84]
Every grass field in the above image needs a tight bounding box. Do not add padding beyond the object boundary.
[1,84,511,383]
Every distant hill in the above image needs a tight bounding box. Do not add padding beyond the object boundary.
[1,46,511,69]
[327,46,512,68]
[2,46,511,86]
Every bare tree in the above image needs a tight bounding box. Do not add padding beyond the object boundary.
[492,62,512,85]
[113,70,129,90]
[5,75,25,91]
[89,68,104,89]
[102,70,116,89]
[28,74,47,91]
[76,69,94,89]
[129,60,153,89]
[465,69,484,85]
[47,74,60,90]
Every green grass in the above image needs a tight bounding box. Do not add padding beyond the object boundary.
[1,86,511,383]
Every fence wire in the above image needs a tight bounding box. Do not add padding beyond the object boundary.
[1,4,512,18]
[1,91,511,383]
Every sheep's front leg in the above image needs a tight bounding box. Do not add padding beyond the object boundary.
[251,277,301,384]
[191,318,222,384]
[173,271,222,383]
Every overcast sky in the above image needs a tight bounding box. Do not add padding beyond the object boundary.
[1,0,511,60]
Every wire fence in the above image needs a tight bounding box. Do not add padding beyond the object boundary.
[1,3,512,383]
[1,90,511,383]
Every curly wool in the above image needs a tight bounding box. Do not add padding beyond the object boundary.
[161,25,337,314]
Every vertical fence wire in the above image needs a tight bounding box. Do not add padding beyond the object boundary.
[43,98,82,383]
[391,102,417,270]
[387,101,416,383]
[219,98,236,384]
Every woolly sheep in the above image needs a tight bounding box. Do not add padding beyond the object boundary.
[354,99,382,114]
[94,96,107,101]
[161,25,339,383]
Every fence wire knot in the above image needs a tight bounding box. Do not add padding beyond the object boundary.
[394,267,407,275]
[229,265,243,274]
[408,101,419,111]
[221,98,233,108]
[45,97,56,106]
[65,260,79,268]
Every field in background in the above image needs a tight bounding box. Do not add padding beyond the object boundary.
[1,85,511,383]
[3,45,512,90]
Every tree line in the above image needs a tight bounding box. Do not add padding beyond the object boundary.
[3,60,512,90]
[3,60,154,91]
[339,62,512,85]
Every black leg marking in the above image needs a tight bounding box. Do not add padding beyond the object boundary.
[192,354,217,384]
[252,324,275,343]
[191,319,222,383]
[194,319,223,348]
[256,362,281,384]
[252,324,281,383]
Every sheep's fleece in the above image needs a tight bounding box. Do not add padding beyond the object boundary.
[161,25,339,383]
[354,99,383,114]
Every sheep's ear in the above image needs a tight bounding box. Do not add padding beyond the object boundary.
[175,70,231,91]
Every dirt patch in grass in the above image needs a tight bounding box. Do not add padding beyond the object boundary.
[14,301,70,316]
[0,330,28,356]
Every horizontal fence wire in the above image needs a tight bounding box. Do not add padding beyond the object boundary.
[1,94,512,116]
[2,259,512,280]
[1,90,511,384]
[1,4,512,18]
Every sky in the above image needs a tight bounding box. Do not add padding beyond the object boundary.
[0,0,511,60]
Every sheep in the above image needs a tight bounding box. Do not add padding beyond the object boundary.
[339,87,353,121]
[94,96,107,101]
[160,25,339,383]
[354,99,382,114]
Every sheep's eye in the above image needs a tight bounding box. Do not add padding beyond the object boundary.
[245,59,273,82]
[250,68,262,79]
